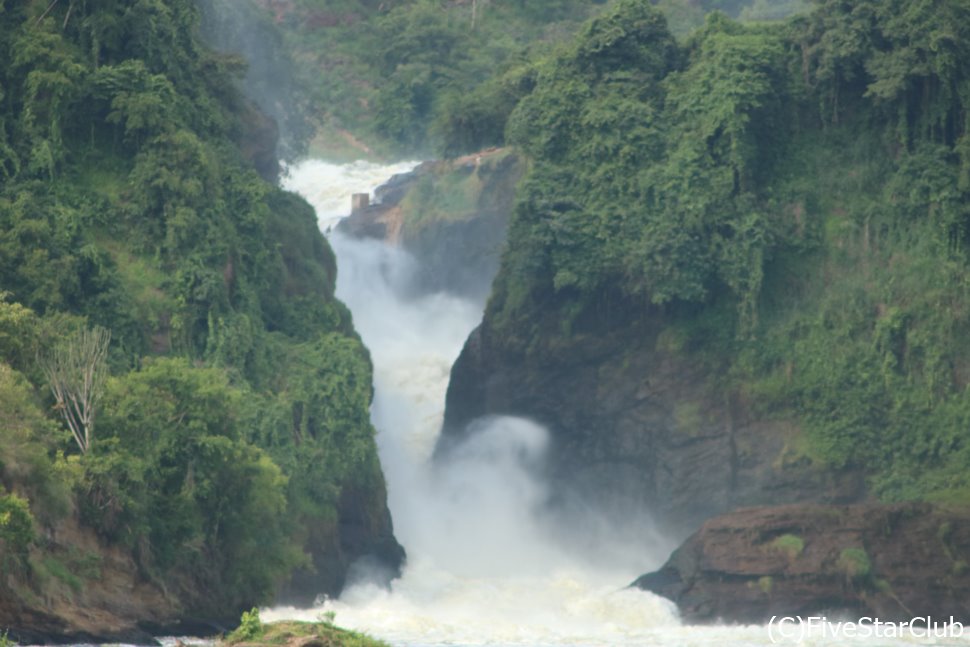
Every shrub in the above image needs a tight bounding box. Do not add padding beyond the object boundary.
[771,533,805,559]
[838,547,872,580]
[0,492,35,569]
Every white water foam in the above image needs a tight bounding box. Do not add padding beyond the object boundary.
[274,160,964,647]
[282,159,418,232]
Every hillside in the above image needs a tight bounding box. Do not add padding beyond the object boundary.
[439,0,970,613]
[0,0,400,640]
[197,0,808,160]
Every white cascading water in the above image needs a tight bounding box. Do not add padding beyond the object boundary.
[268,160,951,647]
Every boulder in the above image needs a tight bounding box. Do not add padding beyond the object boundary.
[634,502,970,623]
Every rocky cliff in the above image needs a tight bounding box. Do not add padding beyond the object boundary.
[437,0,970,624]
[0,516,179,645]
[338,149,524,301]
[442,298,866,537]
[281,475,404,607]
[0,0,403,639]
[0,477,400,644]
[634,502,970,623]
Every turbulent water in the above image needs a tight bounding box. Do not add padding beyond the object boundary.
[272,160,969,647]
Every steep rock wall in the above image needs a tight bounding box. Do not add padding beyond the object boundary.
[442,299,865,537]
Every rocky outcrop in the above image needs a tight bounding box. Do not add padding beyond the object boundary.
[442,301,865,536]
[337,162,434,242]
[0,517,185,645]
[396,151,522,301]
[0,479,401,643]
[634,502,970,623]
[338,149,524,301]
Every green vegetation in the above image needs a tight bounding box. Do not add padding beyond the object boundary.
[229,608,264,642]
[757,575,774,594]
[261,0,604,158]
[218,0,802,159]
[838,547,872,580]
[477,0,970,503]
[0,492,35,567]
[400,150,520,228]
[0,0,390,620]
[771,534,805,559]
[223,608,389,647]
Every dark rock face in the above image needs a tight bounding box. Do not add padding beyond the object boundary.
[280,478,405,605]
[634,502,970,624]
[443,309,865,536]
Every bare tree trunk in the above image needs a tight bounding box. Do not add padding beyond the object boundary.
[42,326,111,454]
[472,0,488,30]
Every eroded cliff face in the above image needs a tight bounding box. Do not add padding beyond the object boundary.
[442,299,866,537]
[0,487,401,643]
[634,502,970,623]
[439,298,865,537]
[0,517,182,645]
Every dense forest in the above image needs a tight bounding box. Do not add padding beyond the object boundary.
[199,0,807,159]
[464,0,970,503]
[0,0,398,626]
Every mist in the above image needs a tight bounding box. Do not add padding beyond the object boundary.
[195,0,311,160]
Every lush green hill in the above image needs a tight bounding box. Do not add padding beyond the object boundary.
[0,0,399,637]
[443,0,970,523]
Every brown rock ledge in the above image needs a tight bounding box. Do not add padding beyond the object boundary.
[634,502,970,624]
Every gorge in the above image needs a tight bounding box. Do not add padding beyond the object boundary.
[265,146,970,644]
[2,0,970,643]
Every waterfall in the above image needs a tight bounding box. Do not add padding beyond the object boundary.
[267,160,782,647]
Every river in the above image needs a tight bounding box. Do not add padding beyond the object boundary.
[270,159,970,647]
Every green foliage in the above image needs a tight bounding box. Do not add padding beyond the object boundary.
[481,0,970,504]
[231,0,808,158]
[771,533,805,558]
[257,0,605,157]
[0,492,34,561]
[0,0,390,619]
[838,547,872,580]
[431,64,536,158]
[0,294,40,374]
[221,618,391,647]
[40,556,83,593]
[92,358,301,605]
[227,607,263,642]
[495,4,785,332]
[0,363,72,523]
[739,0,808,22]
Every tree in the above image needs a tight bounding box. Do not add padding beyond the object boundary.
[41,325,111,454]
